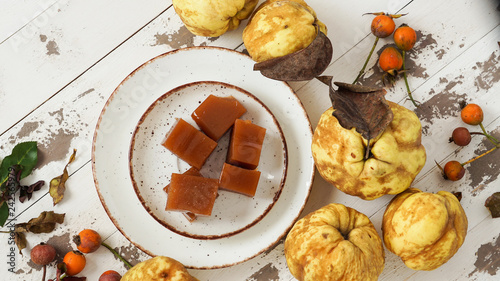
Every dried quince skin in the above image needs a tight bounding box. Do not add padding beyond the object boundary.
[285,203,385,281]
[382,188,468,270]
[121,256,199,281]
[172,0,258,37]
[312,101,426,200]
[243,0,327,62]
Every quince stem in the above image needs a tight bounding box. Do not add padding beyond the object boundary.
[461,145,499,166]
[479,122,499,145]
[101,241,133,269]
[353,37,379,84]
[402,51,419,107]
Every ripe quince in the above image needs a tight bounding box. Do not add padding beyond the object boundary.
[172,0,258,37]
[242,0,327,62]
[285,203,385,281]
[382,188,468,270]
[121,256,199,281]
[312,101,426,200]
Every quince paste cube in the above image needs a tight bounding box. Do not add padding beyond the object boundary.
[165,173,218,216]
[191,94,247,141]
[227,119,266,170]
[163,167,201,193]
[219,163,261,197]
[162,118,217,169]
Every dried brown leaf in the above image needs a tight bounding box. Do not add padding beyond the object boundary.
[15,211,65,233]
[254,29,333,81]
[485,192,500,218]
[322,79,393,140]
[50,149,76,205]
[14,232,27,255]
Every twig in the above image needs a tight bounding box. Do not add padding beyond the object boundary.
[353,37,379,84]
[461,145,498,166]
[402,50,418,107]
[101,242,133,269]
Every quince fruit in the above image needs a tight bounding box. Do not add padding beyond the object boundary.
[382,188,468,270]
[121,256,199,281]
[284,203,385,281]
[242,0,327,62]
[312,101,426,200]
[172,0,258,37]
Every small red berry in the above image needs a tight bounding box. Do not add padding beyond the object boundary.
[451,127,472,146]
[444,161,465,181]
[99,270,122,281]
[30,243,56,266]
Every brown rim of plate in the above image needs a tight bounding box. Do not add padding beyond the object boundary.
[91,46,315,269]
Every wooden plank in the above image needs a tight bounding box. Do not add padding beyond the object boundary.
[0,0,171,134]
[1,0,499,280]
[0,0,59,43]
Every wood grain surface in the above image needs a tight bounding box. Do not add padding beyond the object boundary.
[1,0,499,280]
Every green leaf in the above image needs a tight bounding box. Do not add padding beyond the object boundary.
[0,202,8,227]
[0,141,38,185]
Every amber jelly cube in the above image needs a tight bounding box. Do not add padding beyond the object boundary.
[165,173,219,216]
[219,163,261,197]
[162,118,217,169]
[191,95,247,141]
[163,167,201,223]
[163,167,201,193]
[227,119,266,170]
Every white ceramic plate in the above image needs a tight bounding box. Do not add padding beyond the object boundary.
[92,46,314,269]
[129,81,288,240]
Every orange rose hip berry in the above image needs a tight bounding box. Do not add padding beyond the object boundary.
[461,103,484,125]
[63,250,86,276]
[73,229,102,253]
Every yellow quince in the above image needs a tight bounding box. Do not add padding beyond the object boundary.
[172,0,258,37]
[382,188,468,270]
[242,0,327,62]
[312,101,426,200]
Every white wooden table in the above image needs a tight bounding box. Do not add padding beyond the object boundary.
[1,0,499,280]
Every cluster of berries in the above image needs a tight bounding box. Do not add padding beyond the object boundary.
[354,12,419,107]
[30,229,126,281]
[442,103,499,181]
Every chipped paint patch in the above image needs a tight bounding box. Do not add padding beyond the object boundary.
[16,121,41,139]
[153,25,218,48]
[77,88,95,99]
[49,109,64,125]
[46,40,60,55]
[116,244,142,266]
[415,30,438,51]
[47,233,73,262]
[414,75,467,135]
[473,51,500,91]
[247,263,280,281]
[469,233,500,277]
[38,128,77,169]
[154,26,196,48]
[467,126,500,195]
